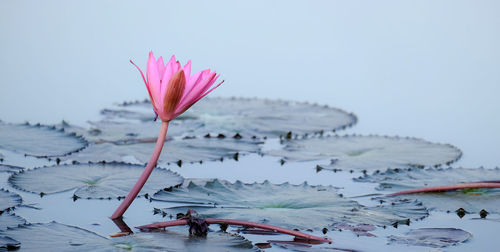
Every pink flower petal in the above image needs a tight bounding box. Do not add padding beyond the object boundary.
[183,60,192,80]
[146,52,162,109]
[156,56,165,79]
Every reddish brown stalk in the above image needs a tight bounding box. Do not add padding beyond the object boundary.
[387,182,500,196]
[110,121,169,219]
[136,218,331,244]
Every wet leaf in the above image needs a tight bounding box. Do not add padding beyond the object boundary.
[265,135,461,171]
[271,240,358,251]
[0,214,26,231]
[153,179,427,230]
[0,222,259,251]
[0,222,110,251]
[105,97,357,137]
[356,167,500,213]
[0,164,23,173]
[110,228,259,251]
[66,138,261,166]
[0,122,88,158]
[0,189,22,213]
[331,223,376,237]
[388,228,471,248]
[9,162,183,199]
[0,236,20,250]
[60,119,194,142]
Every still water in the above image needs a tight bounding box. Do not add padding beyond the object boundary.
[1,0,499,251]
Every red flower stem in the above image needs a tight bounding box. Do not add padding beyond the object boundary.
[387,182,500,196]
[112,217,133,234]
[111,121,169,220]
[136,218,332,244]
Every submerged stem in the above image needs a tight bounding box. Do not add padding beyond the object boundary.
[387,182,500,196]
[111,121,169,220]
[136,218,332,244]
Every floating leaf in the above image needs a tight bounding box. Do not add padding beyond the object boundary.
[9,162,183,199]
[0,164,23,173]
[0,222,110,251]
[0,214,26,231]
[265,135,461,171]
[111,228,259,251]
[66,138,260,165]
[0,236,20,250]
[356,167,500,213]
[270,240,355,252]
[0,222,258,251]
[105,97,357,137]
[388,228,471,248]
[0,122,88,158]
[0,189,22,213]
[153,179,427,230]
[60,120,195,142]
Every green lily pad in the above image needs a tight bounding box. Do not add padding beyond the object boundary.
[388,228,471,248]
[355,167,500,213]
[0,214,26,231]
[0,164,23,173]
[0,222,110,251]
[105,97,357,137]
[270,240,353,251]
[0,236,20,250]
[0,122,88,158]
[8,162,183,199]
[0,189,22,213]
[0,222,259,251]
[60,119,195,142]
[111,228,259,251]
[66,137,261,166]
[153,179,427,230]
[265,135,461,171]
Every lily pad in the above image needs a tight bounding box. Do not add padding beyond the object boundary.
[0,189,22,213]
[66,137,261,166]
[0,214,26,231]
[153,179,428,230]
[60,119,195,142]
[271,240,356,252]
[8,162,184,199]
[0,222,110,251]
[355,167,500,213]
[0,122,88,158]
[265,135,461,171]
[0,164,23,173]
[0,222,259,251]
[105,97,357,137]
[111,228,259,251]
[388,228,471,248]
[0,236,20,250]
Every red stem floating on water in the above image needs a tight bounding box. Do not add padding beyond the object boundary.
[387,182,500,196]
[136,218,332,244]
[111,121,170,220]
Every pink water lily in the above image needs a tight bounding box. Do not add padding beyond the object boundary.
[131,52,223,121]
[111,52,222,220]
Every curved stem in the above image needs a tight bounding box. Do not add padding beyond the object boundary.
[135,218,331,244]
[112,217,133,234]
[387,182,500,196]
[111,121,169,220]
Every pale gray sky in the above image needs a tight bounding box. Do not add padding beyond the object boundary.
[1,0,499,167]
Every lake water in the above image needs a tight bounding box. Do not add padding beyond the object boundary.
[1,1,499,251]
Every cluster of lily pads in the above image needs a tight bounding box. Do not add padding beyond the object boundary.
[0,97,497,250]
